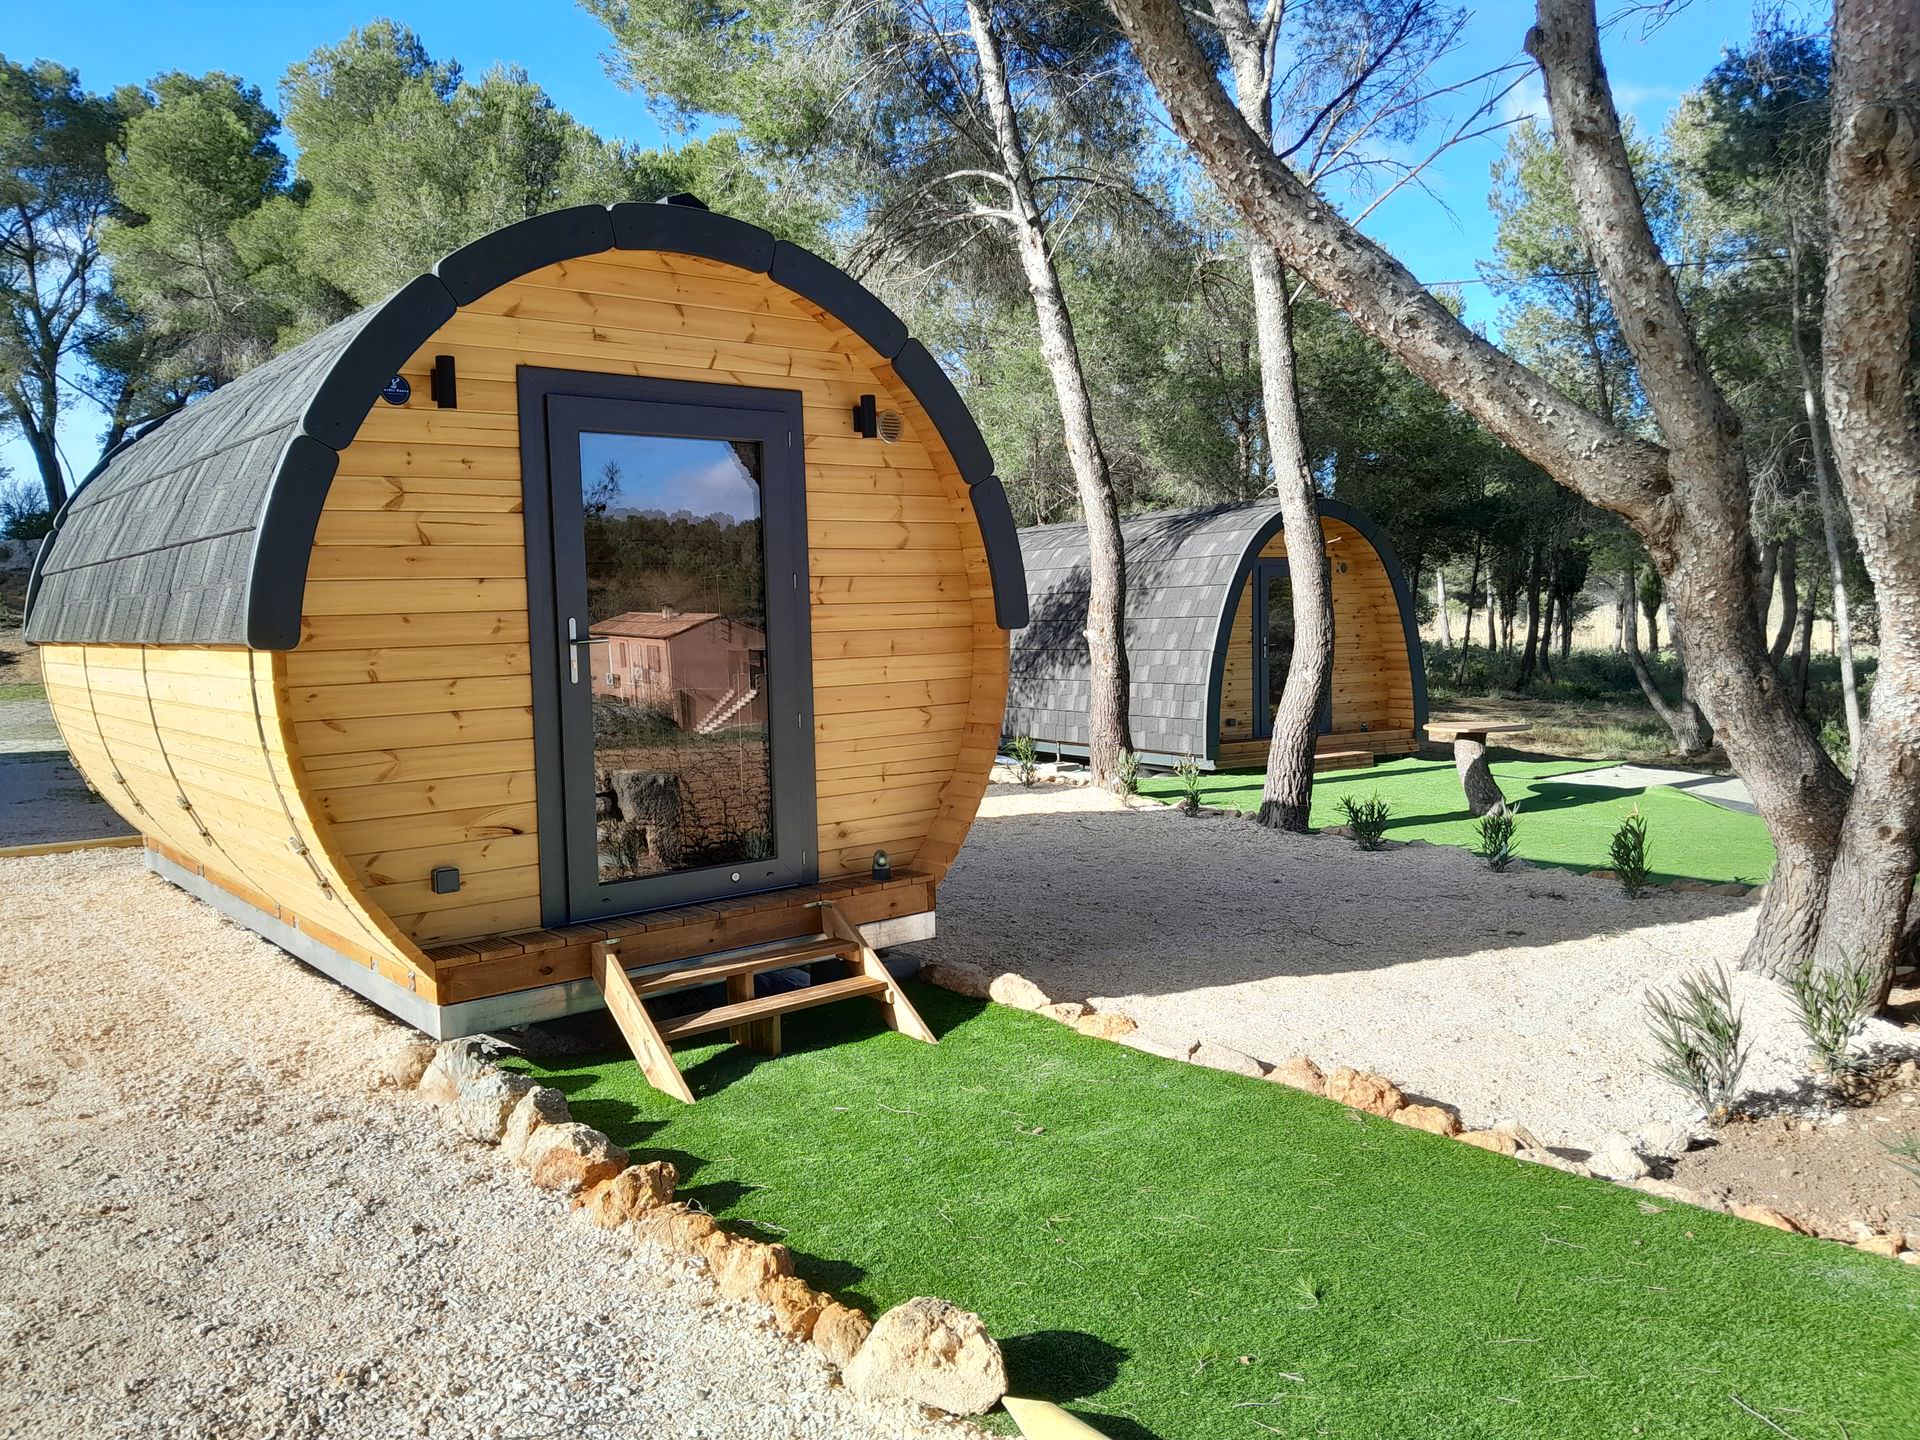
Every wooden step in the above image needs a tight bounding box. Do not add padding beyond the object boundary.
[1313,748,1374,773]
[655,974,890,1042]
[628,935,852,997]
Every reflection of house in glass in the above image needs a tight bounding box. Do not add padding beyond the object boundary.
[593,610,768,732]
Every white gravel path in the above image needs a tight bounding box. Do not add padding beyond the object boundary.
[0,849,978,1440]
[911,783,1918,1153]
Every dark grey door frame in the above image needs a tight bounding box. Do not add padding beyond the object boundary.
[517,367,816,926]
[1250,558,1332,740]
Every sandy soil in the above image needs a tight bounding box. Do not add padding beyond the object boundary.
[0,849,976,1440]
[914,783,1920,1167]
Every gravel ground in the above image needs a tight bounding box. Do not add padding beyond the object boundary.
[0,849,979,1440]
[912,782,1920,1153]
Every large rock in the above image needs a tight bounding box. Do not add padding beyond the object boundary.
[920,960,992,999]
[1040,1001,1090,1024]
[418,1037,507,1104]
[502,1086,571,1167]
[1635,1120,1695,1160]
[1324,1067,1405,1118]
[1492,1119,1543,1150]
[1516,1147,1592,1177]
[812,1302,873,1368]
[446,1069,535,1144]
[1457,1129,1520,1156]
[1190,1042,1267,1078]
[1073,1011,1139,1041]
[1731,1203,1803,1234]
[524,1123,629,1195]
[843,1297,1008,1417]
[374,1039,437,1090]
[1392,1104,1461,1137]
[578,1161,678,1228]
[1630,1177,1713,1208]
[1268,1056,1326,1096]
[761,1275,829,1339]
[987,972,1051,1011]
[1587,1133,1651,1181]
[635,1203,722,1254]
[712,1238,795,1301]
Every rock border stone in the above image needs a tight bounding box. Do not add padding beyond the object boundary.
[387,1036,1013,1417]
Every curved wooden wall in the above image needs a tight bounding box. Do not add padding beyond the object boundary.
[1217,516,1417,751]
[277,244,1004,948]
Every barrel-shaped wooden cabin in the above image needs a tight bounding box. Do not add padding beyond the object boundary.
[26,199,1025,1085]
[1007,500,1425,771]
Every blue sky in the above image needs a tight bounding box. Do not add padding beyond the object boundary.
[3,0,1762,495]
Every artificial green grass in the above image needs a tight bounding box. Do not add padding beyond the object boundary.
[1138,755,1779,886]
[514,991,1919,1439]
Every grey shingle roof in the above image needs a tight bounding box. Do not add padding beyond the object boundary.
[1005,498,1421,761]
[25,200,1026,650]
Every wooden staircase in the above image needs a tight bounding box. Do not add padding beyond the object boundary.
[590,899,935,1102]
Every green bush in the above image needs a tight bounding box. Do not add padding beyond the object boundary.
[1786,957,1880,1081]
[1338,792,1391,850]
[1609,806,1651,898]
[1644,965,1749,1118]
[1114,749,1140,797]
[1175,754,1203,815]
[1008,733,1038,787]
[1475,805,1519,871]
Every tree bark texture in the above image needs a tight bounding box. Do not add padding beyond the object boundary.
[1210,0,1337,833]
[1769,538,1800,667]
[964,0,1135,788]
[1454,736,1508,818]
[1106,0,1857,979]
[1815,0,1920,992]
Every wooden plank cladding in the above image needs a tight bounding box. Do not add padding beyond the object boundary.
[1216,516,1418,748]
[36,220,1009,1030]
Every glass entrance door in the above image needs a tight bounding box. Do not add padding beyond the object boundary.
[1251,559,1331,740]
[523,374,814,923]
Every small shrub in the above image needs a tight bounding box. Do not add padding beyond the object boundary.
[1475,805,1519,871]
[1885,1134,1920,1187]
[1114,749,1140,797]
[1610,805,1651,897]
[1338,792,1391,850]
[1786,957,1880,1081]
[1644,964,1749,1118]
[1175,754,1203,815]
[1008,734,1038,787]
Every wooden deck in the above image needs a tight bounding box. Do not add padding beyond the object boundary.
[1216,727,1419,772]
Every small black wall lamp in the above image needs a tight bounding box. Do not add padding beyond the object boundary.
[431,354,458,408]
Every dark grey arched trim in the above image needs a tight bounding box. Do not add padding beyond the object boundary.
[969,479,1028,629]
[1199,495,1428,760]
[247,436,342,649]
[29,201,1025,647]
[435,204,617,305]
[300,275,457,449]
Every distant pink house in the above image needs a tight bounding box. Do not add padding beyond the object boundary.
[591,610,768,731]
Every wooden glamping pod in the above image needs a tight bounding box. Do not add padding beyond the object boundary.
[25,198,1027,1098]
[1006,499,1426,771]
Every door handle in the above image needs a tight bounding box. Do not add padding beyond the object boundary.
[566,617,610,684]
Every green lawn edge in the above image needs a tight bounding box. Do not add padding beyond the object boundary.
[509,987,1918,1439]
[1136,755,1778,886]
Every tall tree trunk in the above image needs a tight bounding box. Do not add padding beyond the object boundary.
[1812,0,1920,993]
[1622,565,1712,755]
[1755,537,1780,632]
[1456,542,1483,687]
[1516,546,1544,688]
[1558,592,1574,661]
[1769,538,1800,666]
[1791,572,1819,713]
[1789,220,1866,770]
[964,0,1134,787]
[1209,0,1337,833]
[1435,571,1452,648]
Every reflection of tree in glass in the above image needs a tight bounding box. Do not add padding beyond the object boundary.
[583,509,765,622]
